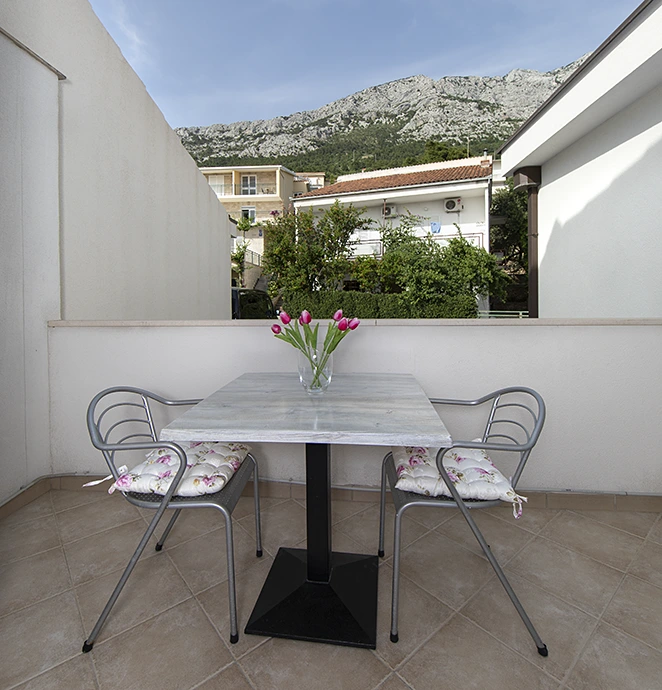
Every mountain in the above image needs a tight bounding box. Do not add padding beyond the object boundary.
[176,56,588,173]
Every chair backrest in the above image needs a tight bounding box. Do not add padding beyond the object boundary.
[432,387,545,487]
[86,386,201,480]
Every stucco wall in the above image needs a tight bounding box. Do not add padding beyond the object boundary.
[47,320,662,497]
[0,0,231,321]
[538,82,662,317]
[0,32,61,502]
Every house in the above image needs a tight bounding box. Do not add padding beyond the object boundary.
[292,157,503,258]
[200,164,303,225]
[498,0,662,318]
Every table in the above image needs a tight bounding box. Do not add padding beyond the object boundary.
[161,372,451,648]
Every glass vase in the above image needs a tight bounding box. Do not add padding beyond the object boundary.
[297,350,333,395]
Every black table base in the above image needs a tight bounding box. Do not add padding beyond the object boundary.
[244,547,378,647]
[244,442,379,648]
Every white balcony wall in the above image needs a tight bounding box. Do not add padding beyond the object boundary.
[48,320,662,496]
[0,0,231,321]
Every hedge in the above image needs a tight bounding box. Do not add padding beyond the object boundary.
[280,291,478,319]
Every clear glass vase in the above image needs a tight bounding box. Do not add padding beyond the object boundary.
[297,350,333,395]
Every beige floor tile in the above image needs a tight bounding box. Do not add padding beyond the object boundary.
[167,524,259,594]
[0,514,60,565]
[571,509,659,538]
[602,575,662,651]
[63,519,158,586]
[93,599,232,690]
[76,555,192,642]
[336,504,429,558]
[461,571,598,680]
[0,590,85,689]
[398,530,494,609]
[567,622,662,690]
[51,488,108,514]
[240,637,390,690]
[139,506,234,549]
[506,538,624,616]
[238,499,306,557]
[0,547,71,617]
[399,504,456,530]
[399,614,560,690]
[376,674,413,690]
[197,555,275,657]
[375,564,453,669]
[540,511,644,571]
[195,663,253,690]
[488,506,560,533]
[55,494,141,544]
[0,493,54,527]
[645,516,662,544]
[434,510,535,563]
[231,495,286,521]
[625,540,662,588]
[13,654,98,690]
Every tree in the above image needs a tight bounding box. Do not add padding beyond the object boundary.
[352,213,509,305]
[231,239,249,287]
[262,201,373,297]
[490,179,528,273]
[421,139,467,163]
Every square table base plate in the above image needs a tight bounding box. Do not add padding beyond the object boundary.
[245,547,379,648]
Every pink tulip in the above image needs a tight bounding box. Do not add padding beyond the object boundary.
[271,323,282,334]
[337,317,349,331]
[279,311,291,325]
[299,310,312,325]
[332,309,343,321]
[348,317,360,330]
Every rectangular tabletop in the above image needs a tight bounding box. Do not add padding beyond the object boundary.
[161,372,451,447]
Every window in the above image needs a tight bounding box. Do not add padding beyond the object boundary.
[241,207,256,222]
[241,175,257,195]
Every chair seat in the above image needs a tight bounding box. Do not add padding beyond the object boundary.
[111,441,251,497]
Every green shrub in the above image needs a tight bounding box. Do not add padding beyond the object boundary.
[280,291,478,319]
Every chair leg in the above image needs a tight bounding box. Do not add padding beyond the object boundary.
[218,505,240,644]
[155,509,182,551]
[378,454,389,558]
[251,456,263,558]
[437,462,548,657]
[82,505,167,652]
[389,508,404,643]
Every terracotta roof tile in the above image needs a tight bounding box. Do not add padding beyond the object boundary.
[296,164,492,198]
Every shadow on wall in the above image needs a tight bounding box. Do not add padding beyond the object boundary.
[540,89,662,318]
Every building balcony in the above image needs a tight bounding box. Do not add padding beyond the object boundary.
[210,183,278,197]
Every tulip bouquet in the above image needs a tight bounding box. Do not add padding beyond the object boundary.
[271,309,360,392]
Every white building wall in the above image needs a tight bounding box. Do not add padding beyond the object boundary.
[0,33,61,503]
[538,82,662,317]
[48,320,662,496]
[0,0,231,321]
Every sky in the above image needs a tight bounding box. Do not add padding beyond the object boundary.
[87,0,640,129]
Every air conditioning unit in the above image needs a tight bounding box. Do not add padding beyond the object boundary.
[444,198,463,212]
[383,204,398,218]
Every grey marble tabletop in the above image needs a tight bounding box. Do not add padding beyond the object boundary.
[161,372,451,447]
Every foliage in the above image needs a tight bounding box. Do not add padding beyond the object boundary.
[231,239,249,287]
[262,201,373,295]
[421,140,467,163]
[490,178,528,273]
[235,215,252,236]
[281,290,478,319]
[357,213,509,305]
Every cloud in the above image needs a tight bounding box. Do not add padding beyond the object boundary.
[108,0,153,72]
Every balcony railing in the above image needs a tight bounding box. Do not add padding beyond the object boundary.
[210,183,277,197]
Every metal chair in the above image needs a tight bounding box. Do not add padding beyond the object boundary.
[82,386,262,652]
[378,386,548,656]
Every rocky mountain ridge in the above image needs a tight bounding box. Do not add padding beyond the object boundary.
[176,56,589,164]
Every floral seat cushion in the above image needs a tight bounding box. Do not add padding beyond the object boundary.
[392,443,526,517]
[109,441,251,497]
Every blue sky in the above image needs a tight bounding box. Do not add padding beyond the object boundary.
[88,0,639,129]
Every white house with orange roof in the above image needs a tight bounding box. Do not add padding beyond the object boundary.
[292,156,503,257]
